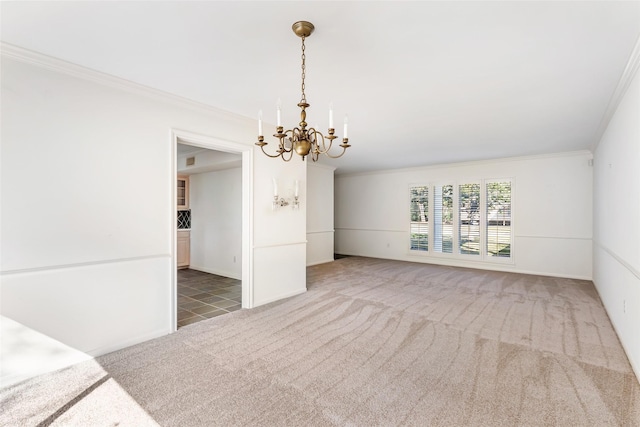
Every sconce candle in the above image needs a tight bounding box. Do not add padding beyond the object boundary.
[258,110,263,136]
[271,179,300,210]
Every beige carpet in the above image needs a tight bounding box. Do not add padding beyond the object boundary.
[2,257,639,426]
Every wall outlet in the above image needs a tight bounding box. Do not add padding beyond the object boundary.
[623,299,626,314]
[233,256,237,263]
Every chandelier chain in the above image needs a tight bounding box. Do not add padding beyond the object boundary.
[300,36,306,103]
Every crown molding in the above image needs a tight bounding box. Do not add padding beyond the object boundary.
[591,32,640,152]
[0,42,251,124]
[335,150,592,178]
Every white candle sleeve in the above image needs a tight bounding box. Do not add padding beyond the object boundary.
[276,98,282,127]
[344,115,349,139]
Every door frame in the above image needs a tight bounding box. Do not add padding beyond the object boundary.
[170,129,253,332]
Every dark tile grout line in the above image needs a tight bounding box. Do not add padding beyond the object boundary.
[177,269,242,328]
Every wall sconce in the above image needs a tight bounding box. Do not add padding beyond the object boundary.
[272,178,300,211]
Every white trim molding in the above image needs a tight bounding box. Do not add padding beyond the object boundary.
[594,240,640,282]
[0,254,171,276]
[592,33,640,152]
[335,150,593,178]
[170,129,254,314]
[0,42,251,124]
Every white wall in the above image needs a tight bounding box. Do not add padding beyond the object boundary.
[0,45,306,386]
[307,163,336,266]
[335,151,593,279]
[592,48,640,379]
[190,168,242,280]
[252,151,307,306]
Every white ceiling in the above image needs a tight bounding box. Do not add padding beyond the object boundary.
[2,1,639,174]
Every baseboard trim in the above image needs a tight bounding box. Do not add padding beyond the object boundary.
[188,265,241,281]
[337,252,592,281]
[306,258,335,267]
[253,288,307,308]
[85,327,170,358]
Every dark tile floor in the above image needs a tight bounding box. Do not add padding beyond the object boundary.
[177,269,242,328]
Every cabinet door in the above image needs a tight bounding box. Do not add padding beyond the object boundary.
[177,232,190,268]
[177,175,189,209]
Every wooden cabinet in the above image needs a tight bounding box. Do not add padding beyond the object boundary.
[177,175,189,209]
[177,175,190,268]
[177,230,190,269]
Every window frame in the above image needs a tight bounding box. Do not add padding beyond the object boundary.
[408,178,514,264]
[409,185,430,252]
[484,178,514,263]
[432,182,456,256]
[458,181,482,257]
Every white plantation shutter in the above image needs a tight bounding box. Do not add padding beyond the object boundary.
[459,183,480,255]
[410,186,428,251]
[434,184,453,253]
[486,181,512,258]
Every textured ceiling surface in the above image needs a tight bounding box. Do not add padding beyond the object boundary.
[2,1,639,173]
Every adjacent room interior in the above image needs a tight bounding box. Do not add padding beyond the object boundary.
[175,143,243,328]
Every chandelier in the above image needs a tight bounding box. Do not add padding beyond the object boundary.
[256,21,350,162]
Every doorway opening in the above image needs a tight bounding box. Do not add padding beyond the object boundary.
[171,130,252,331]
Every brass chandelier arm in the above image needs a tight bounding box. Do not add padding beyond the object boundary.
[256,143,296,161]
[255,136,281,158]
[280,132,295,161]
[312,129,351,159]
[255,131,298,161]
[281,148,295,162]
[256,128,350,161]
[321,143,350,159]
[311,129,340,157]
[256,143,284,159]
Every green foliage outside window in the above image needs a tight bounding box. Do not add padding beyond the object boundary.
[410,186,428,251]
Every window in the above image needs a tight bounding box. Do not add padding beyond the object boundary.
[410,186,428,251]
[433,184,453,253]
[409,179,512,260]
[486,181,511,258]
[459,183,480,255]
